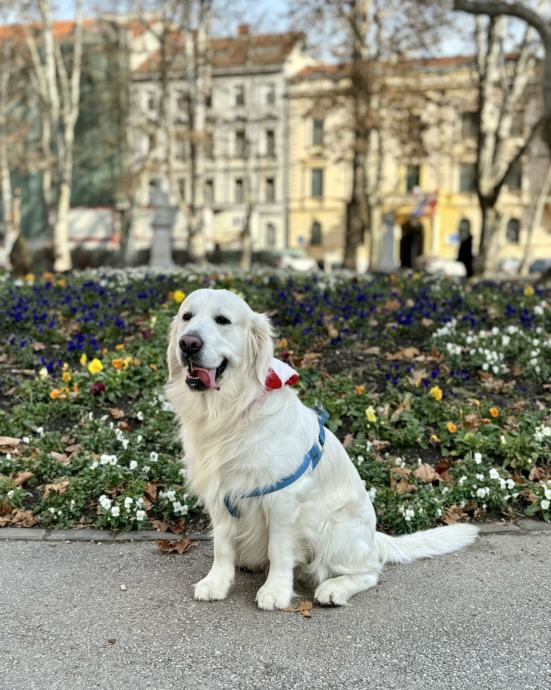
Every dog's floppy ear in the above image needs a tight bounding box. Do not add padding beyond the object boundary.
[249,312,274,386]
[166,314,181,382]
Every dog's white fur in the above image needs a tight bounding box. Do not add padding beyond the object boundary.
[166,288,479,609]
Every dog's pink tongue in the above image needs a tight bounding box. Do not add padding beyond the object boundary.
[191,367,219,390]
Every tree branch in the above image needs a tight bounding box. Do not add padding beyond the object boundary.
[453,0,551,44]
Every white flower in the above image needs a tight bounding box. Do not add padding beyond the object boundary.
[121,439,129,450]
[544,488,551,501]
[474,452,482,464]
[476,487,490,498]
[7,490,15,499]
[476,473,485,482]
[506,479,515,490]
[458,476,467,486]
[129,460,138,470]
[143,465,150,473]
[124,497,133,509]
[100,453,118,466]
[150,451,158,462]
[36,426,44,436]
[38,367,49,380]
[137,411,144,421]
[111,506,120,517]
[90,461,98,470]
[541,499,550,511]
[356,455,364,465]
[179,468,188,478]
[136,509,146,521]
[22,436,30,444]
[99,495,112,510]
[404,508,415,522]
[489,469,500,480]
[166,490,176,502]
[368,487,377,501]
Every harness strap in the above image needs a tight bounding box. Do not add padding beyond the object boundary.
[224,409,328,518]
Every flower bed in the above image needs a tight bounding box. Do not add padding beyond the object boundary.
[0,269,549,534]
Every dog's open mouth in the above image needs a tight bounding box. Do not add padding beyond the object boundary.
[185,359,228,391]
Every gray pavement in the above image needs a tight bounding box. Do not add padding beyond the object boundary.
[0,532,549,690]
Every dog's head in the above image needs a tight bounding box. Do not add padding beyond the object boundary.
[167,288,274,393]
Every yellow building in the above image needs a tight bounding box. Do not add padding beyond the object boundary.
[288,57,551,271]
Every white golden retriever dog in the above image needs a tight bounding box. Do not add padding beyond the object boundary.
[166,288,479,610]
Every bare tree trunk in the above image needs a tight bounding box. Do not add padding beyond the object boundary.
[476,203,501,275]
[519,164,551,275]
[240,203,253,271]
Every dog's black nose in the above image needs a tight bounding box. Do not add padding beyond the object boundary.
[179,333,203,356]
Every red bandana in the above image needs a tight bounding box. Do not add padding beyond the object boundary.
[264,358,299,390]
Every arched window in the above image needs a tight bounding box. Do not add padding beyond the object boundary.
[266,223,276,248]
[458,218,471,240]
[506,218,520,244]
[310,221,322,246]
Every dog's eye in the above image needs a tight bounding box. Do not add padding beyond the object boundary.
[215,315,231,326]
[182,312,193,321]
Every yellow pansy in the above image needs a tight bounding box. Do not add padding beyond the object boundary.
[365,406,377,423]
[173,289,186,303]
[62,371,72,383]
[87,358,103,375]
[430,385,443,401]
[447,422,457,433]
[523,285,535,297]
[80,353,87,366]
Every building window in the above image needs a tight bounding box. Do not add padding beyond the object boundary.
[266,223,276,247]
[177,178,186,201]
[266,129,275,156]
[235,85,245,106]
[204,179,214,204]
[265,177,275,203]
[175,89,186,112]
[311,168,324,198]
[175,140,186,160]
[205,91,212,109]
[505,159,522,190]
[459,163,477,193]
[405,164,420,193]
[506,218,520,243]
[312,118,324,147]
[461,111,478,138]
[511,111,523,137]
[204,133,214,158]
[266,84,276,105]
[235,130,246,157]
[235,178,244,203]
[146,90,156,112]
[310,221,322,246]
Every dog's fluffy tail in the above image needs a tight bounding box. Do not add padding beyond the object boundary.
[375,524,479,565]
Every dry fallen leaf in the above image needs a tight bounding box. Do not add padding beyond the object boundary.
[0,436,21,449]
[156,538,194,554]
[108,408,125,419]
[383,299,400,311]
[408,369,428,387]
[394,479,417,494]
[11,509,36,527]
[50,452,71,465]
[390,467,412,480]
[414,464,440,483]
[343,434,354,449]
[144,481,157,504]
[284,600,313,618]
[43,480,69,499]
[13,471,33,487]
[300,352,321,367]
[385,347,421,361]
[442,504,467,525]
[364,346,381,356]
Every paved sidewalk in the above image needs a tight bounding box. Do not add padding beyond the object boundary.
[0,531,549,690]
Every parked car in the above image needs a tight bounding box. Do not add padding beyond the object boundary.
[256,248,319,272]
[529,258,551,274]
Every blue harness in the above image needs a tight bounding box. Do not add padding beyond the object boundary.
[224,409,329,518]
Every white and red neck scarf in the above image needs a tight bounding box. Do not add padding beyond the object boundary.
[264,358,299,390]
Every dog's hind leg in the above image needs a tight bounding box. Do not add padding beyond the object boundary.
[314,570,379,606]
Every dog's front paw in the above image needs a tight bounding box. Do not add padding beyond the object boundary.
[194,575,231,601]
[314,580,349,607]
[255,583,292,611]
